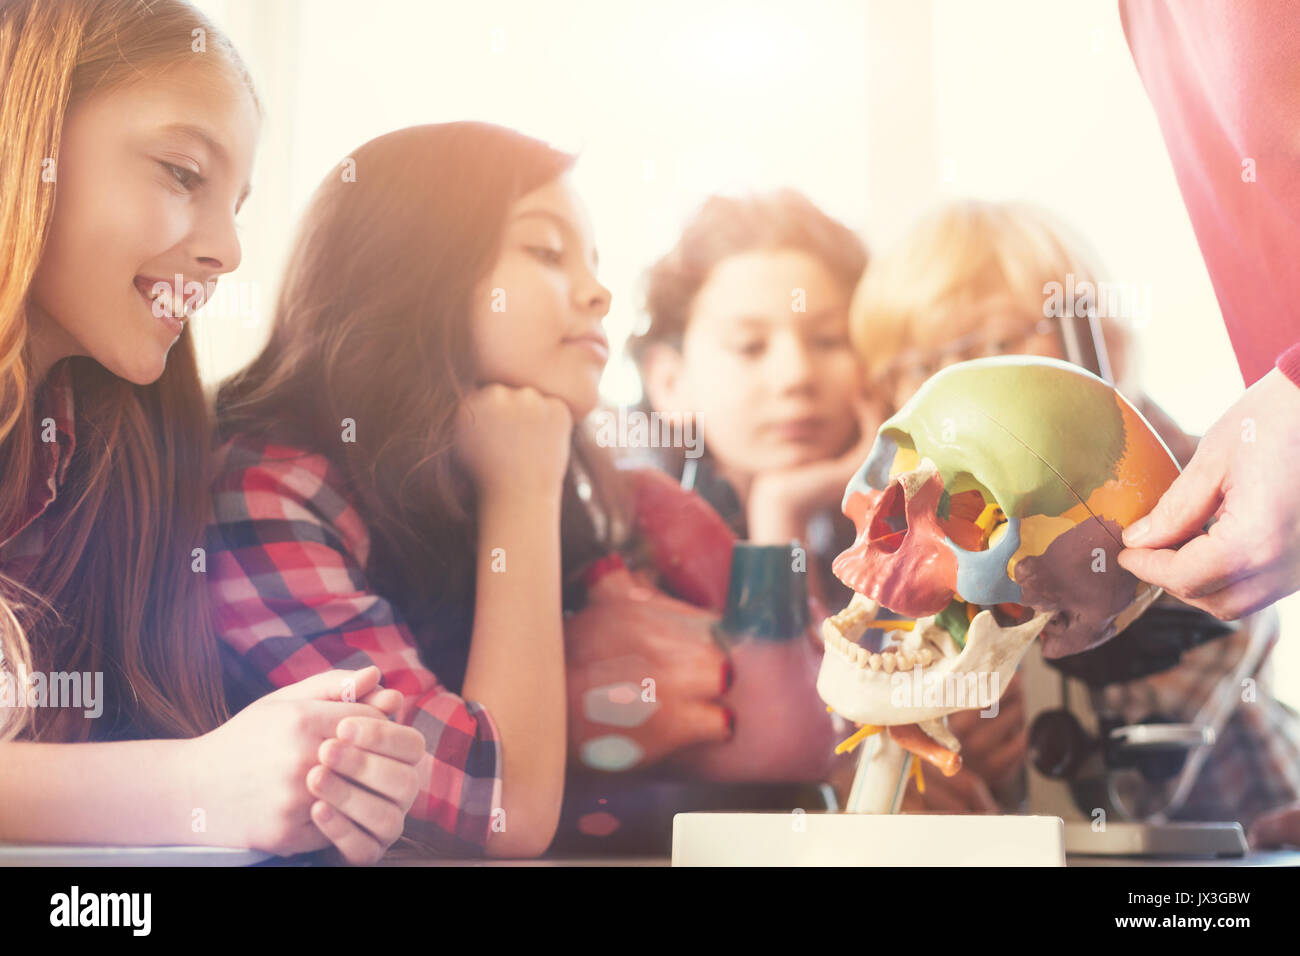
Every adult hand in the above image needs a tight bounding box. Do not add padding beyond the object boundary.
[1119,368,1300,620]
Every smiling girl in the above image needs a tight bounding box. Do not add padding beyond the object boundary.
[207,121,750,857]
[0,0,422,864]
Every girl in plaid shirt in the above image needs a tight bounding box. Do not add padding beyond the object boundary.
[208,122,750,858]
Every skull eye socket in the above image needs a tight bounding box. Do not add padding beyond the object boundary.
[939,489,1000,551]
[866,482,908,553]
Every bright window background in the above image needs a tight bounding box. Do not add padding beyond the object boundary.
[193,0,1297,707]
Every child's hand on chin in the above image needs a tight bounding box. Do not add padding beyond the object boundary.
[454,384,574,500]
[746,395,887,542]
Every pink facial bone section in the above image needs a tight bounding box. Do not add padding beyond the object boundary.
[833,458,957,619]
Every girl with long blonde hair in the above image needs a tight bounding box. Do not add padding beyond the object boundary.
[0,0,421,864]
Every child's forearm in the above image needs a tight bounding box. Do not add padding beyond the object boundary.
[0,738,197,845]
[461,489,567,858]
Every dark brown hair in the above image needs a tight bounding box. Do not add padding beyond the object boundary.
[217,122,628,633]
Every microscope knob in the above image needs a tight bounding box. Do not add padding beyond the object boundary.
[1028,709,1091,779]
[1105,714,1199,783]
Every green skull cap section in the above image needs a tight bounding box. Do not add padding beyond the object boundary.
[863,356,1126,519]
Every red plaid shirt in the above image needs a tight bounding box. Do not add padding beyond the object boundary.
[207,437,739,856]
[207,435,505,855]
[0,360,77,576]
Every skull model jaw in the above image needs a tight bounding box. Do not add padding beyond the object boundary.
[818,592,1053,726]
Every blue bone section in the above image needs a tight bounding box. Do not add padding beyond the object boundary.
[843,435,899,514]
[943,517,1024,606]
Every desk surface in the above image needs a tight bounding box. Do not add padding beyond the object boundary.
[3,845,1297,867]
[0,844,271,867]
[380,850,1300,867]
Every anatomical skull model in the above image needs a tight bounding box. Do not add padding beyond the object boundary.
[817,356,1181,810]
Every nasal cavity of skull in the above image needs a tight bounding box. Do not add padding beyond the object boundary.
[867,481,908,553]
[939,487,1005,552]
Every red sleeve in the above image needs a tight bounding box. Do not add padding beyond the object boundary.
[1120,0,1300,387]
[1276,340,1300,389]
[623,467,736,612]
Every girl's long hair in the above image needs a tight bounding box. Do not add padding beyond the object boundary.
[217,122,629,637]
[0,0,254,741]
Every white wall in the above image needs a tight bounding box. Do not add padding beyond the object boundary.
[191,0,872,407]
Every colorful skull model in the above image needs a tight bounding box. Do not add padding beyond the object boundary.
[818,356,1180,730]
